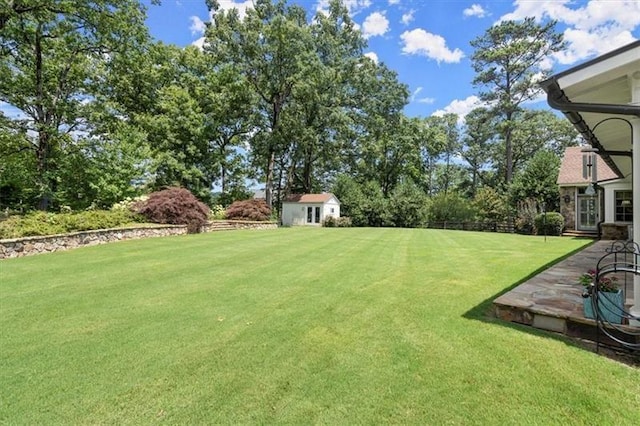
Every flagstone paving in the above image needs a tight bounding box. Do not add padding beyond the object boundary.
[493,240,637,346]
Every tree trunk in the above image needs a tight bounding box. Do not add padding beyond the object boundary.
[35,131,51,211]
[303,147,313,193]
[505,125,513,186]
[34,23,52,211]
[265,149,275,208]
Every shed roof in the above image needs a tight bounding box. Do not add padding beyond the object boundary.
[283,193,339,204]
[557,146,619,185]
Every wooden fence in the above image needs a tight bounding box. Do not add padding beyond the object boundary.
[426,221,514,233]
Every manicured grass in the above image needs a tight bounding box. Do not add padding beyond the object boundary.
[1,228,638,424]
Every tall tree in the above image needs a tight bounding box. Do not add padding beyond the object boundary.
[460,107,497,196]
[427,114,460,195]
[0,0,153,210]
[205,0,320,208]
[470,17,564,187]
[203,64,256,203]
[510,149,561,211]
[352,60,409,196]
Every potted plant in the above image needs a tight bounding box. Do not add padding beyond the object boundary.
[579,269,624,324]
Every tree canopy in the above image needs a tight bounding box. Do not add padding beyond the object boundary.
[0,0,577,231]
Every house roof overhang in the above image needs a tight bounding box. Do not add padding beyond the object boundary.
[540,40,640,181]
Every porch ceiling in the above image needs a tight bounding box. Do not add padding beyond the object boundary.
[540,41,640,181]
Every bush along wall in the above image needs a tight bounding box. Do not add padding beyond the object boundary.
[534,212,564,236]
[0,220,277,259]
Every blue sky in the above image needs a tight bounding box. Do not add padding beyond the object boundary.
[3,1,639,123]
[144,0,640,119]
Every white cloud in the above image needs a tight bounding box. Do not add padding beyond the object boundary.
[410,87,422,101]
[410,87,435,104]
[189,16,206,36]
[193,1,255,48]
[400,29,464,63]
[192,37,207,50]
[364,51,379,63]
[554,28,636,64]
[401,10,414,25]
[388,0,400,5]
[500,0,640,64]
[463,4,487,18]
[417,97,436,104]
[362,11,389,38]
[215,0,254,20]
[316,0,372,16]
[432,96,483,119]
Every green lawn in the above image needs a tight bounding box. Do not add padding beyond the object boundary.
[1,228,638,424]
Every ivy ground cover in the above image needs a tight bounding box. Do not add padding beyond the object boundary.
[1,228,638,424]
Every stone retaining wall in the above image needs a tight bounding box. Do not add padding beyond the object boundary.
[0,220,277,259]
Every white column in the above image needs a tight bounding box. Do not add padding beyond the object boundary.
[630,71,640,326]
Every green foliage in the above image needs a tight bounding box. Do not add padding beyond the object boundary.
[510,149,561,212]
[137,187,210,233]
[427,192,476,223]
[215,186,253,207]
[110,195,149,213]
[0,130,39,211]
[471,17,565,185]
[473,187,509,222]
[0,0,152,210]
[578,269,619,292]
[209,205,227,220]
[332,174,366,226]
[361,181,392,227]
[515,198,539,235]
[388,181,428,228]
[225,199,272,221]
[0,209,143,239]
[322,216,352,227]
[53,128,151,210]
[534,212,564,236]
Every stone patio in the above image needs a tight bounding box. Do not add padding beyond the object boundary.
[493,240,639,353]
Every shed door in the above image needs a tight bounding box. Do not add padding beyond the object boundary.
[306,206,321,224]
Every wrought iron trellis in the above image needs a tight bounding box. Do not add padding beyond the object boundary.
[584,240,640,352]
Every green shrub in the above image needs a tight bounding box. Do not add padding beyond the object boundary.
[336,217,352,227]
[322,216,337,227]
[225,199,271,221]
[534,212,564,236]
[137,187,210,233]
[389,181,428,228]
[322,216,352,228]
[473,187,509,222]
[209,205,226,220]
[0,209,143,239]
[427,192,476,223]
[515,199,538,234]
[111,196,149,213]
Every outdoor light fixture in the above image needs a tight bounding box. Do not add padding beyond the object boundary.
[585,183,596,196]
[563,194,571,204]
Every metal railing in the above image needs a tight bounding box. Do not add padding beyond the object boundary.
[586,240,640,353]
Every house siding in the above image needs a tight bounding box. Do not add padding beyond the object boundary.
[281,195,341,226]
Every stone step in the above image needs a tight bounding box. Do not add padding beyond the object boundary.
[562,230,598,238]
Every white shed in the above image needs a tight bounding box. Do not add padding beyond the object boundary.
[281,193,341,226]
